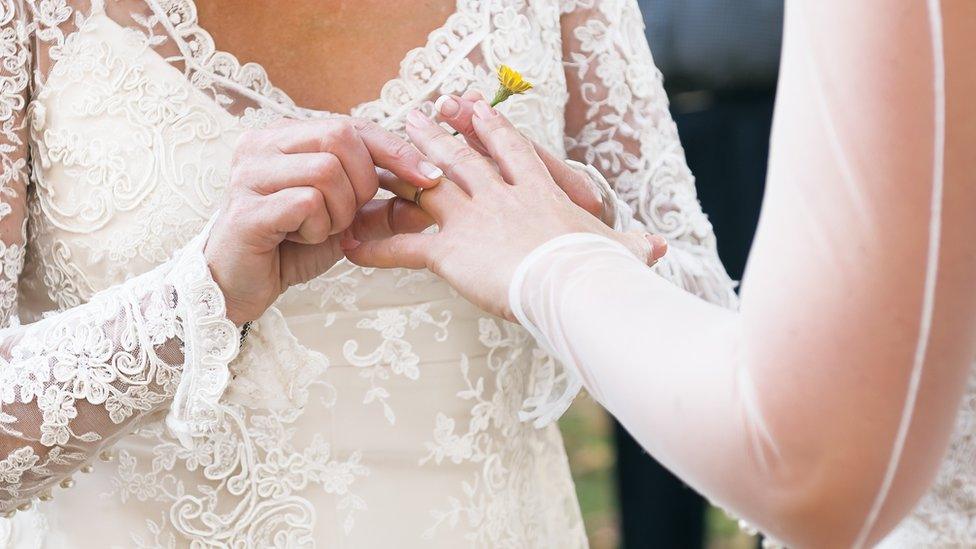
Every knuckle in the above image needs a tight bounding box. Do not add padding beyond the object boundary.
[495,130,533,155]
[309,154,340,181]
[349,117,373,132]
[447,145,483,170]
[332,201,355,229]
[308,222,331,244]
[231,130,262,166]
[321,119,356,147]
[298,188,324,213]
[390,139,416,161]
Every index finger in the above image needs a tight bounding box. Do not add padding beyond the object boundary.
[275,118,444,189]
[353,119,445,189]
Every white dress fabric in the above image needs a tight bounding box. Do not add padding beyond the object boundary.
[0,0,736,546]
[506,2,976,547]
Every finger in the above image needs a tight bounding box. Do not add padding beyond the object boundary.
[460,89,485,102]
[322,123,377,207]
[470,100,552,188]
[279,235,345,287]
[433,94,488,155]
[615,231,669,268]
[376,168,467,223]
[272,119,377,206]
[258,186,332,245]
[352,118,445,188]
[236,151,340,195]
[404,108,504,195]
[348,198,434,242]
[274,118,444,189]
[341,232,434,270]
[648,234,669,264]
[240,153,356,236]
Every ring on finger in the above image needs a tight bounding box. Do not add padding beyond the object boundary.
[413,186,425,207]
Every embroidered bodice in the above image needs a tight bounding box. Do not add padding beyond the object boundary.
[0,0,736,546]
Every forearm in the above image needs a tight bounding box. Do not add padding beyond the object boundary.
[517,1,976,546]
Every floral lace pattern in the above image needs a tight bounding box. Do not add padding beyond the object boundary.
[0,0,742,546]
[878,366,976,547]
[0,224,238,515]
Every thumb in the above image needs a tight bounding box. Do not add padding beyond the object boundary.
[341,232,433,270]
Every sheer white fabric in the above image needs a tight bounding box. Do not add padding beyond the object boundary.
[0,0,734,545]
[509,1,976,547]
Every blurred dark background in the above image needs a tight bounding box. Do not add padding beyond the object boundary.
[559,1,784,548]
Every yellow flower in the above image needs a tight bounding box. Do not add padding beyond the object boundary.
[491,65,534,105]
[450,65,534,136]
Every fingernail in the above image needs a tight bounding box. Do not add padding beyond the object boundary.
[418,160,444,181]
[406,109,430,128]
[473,100,494,120]
[434,95,460,117]
[461,89,484,101]
[646,234,668,252]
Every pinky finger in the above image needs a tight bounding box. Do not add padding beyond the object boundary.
[342,232,434,270]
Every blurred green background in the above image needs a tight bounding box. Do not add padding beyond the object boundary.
[560,395,757,549]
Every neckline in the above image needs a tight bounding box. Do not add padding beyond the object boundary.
[154,0,485,120]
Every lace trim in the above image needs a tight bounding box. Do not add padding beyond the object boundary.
[154,0,486,119]
[164,218,239,447]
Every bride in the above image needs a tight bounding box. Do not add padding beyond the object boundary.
[346,0,976,547]
[0,0,722,546]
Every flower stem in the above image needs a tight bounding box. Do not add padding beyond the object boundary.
[451,96,506,136]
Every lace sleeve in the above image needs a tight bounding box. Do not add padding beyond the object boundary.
[0,3,238,515]
[0,0,29,329]
[559,0,738,307]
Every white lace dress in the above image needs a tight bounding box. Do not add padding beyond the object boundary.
[0,0,737,546]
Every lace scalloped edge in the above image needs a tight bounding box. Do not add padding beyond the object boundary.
[164,229,240,448]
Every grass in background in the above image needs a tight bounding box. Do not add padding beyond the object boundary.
[559,395,757,549]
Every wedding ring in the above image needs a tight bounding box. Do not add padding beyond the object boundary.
[412,186,425,207]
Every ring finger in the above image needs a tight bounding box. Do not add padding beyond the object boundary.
[377,168,468,224]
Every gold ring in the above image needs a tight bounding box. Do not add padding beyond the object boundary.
[412,186,425,207]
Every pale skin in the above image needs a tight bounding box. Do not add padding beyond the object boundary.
[199,0,665,325]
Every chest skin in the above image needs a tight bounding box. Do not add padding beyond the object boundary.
[194,0,457,113]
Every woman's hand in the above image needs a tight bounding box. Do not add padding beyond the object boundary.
[434,90,607,221]
[206,118,438,325]
[341,102,665,321]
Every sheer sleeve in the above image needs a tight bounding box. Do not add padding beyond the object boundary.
[559,0,738,308]
[0,2,239,515]
[513,1,976,547]
[517,0,739,427]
